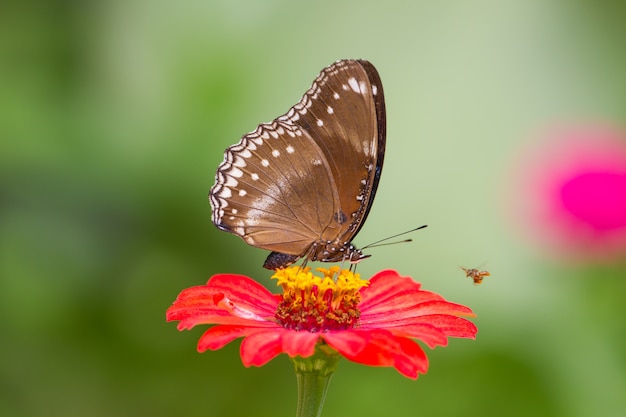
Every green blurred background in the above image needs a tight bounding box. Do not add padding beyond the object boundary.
[2,1,625,416]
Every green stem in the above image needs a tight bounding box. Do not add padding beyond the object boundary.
[291,345,341,417]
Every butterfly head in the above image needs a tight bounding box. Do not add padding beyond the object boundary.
[346,245,371,264]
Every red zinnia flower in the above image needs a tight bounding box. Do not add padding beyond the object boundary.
[166,267,477,379]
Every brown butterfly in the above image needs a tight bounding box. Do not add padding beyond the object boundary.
[209,60,386,270]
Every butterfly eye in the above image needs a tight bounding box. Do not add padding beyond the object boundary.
[209,60,386,270]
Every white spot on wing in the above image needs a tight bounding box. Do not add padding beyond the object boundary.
[261,159,269,167]
[333,92,340,99]
[230,167,243,178]
[348,77,360,93]
[233,156,247,168]
[372,85,378,96]
[327,106,334,114]
[225,177,238,187]
[239,189,247,197]
[286,145,294,154]
[316,119,323,127]
[251,173,259,181]
[272,149,280,157]
[362,140,371,156]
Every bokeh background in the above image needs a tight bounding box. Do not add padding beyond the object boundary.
[2,1,625,416]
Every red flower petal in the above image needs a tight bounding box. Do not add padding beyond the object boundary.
[197,325,254,351]
[240,330,285,367]
[388,323,449,348]
[166,274,279,329]
[322,330,391,365]
[392,336,429,379]
[359,270,445,313]
[324,329,428,379]
[239,330,321,366]
[321,331,370,358]
[382,315,477,348]
[280,331,319,358]
[359,270,425,305]
[361,299,475,326]
[408,314,478,339]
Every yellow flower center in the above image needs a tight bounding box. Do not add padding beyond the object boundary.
[272,266,369,332]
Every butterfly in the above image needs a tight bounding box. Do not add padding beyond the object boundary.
[210,59,386,270]
[461,267,491,285]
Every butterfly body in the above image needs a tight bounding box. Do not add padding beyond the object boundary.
[210,60,385,269]
[263,240,367,270]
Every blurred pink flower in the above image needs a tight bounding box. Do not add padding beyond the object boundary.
[513,125,626,261]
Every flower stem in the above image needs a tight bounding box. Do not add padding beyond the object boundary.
[291,344,341,417]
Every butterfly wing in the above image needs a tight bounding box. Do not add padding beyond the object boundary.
[210,119,341,255]
[210,60,385,260]
[287,60,386,244]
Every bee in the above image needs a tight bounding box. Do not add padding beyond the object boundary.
[461,267,491,285]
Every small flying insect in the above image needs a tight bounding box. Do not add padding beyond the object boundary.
[461,267,491,285]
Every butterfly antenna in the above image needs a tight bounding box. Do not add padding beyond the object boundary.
[361,225,428,250]
[366,238,413,248]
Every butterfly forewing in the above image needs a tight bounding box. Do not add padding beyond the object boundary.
[210,59,386,268]
[288,60,386,243]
